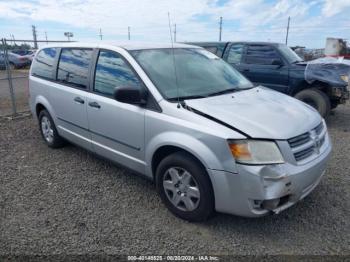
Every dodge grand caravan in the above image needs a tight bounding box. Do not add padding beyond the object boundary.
[29,43,332,221]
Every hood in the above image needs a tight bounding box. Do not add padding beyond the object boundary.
[304,57,350,86]
[185,87,322,140]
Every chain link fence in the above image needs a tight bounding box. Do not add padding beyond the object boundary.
[0,38,71,117]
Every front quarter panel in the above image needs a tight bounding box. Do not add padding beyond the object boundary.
[144,104,245,178]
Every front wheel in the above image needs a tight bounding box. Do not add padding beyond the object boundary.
[294,88,331,118]
[156,152,214,222]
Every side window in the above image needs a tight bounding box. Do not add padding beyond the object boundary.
[94,50,140,96]
[227,44,244,64]
[203,46,218,55]
[57,48,93,88]
[245,45,280,65]
[31,48,57,80]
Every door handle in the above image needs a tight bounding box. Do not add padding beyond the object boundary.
[88,101,101,109]
[74,97,85,104]
[243,69,250,72]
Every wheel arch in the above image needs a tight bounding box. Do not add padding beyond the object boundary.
[293,80,332,97]
[146,132,225,180]
[34,95,57,122]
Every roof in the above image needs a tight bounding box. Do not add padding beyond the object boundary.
[186,41,282,46]
[37,41,200,51]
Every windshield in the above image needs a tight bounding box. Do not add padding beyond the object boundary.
[278,44,303,63]
[130,48,253,100]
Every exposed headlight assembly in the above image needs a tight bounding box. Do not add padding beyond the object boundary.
[340,75,349,83]
[228,140,284,165]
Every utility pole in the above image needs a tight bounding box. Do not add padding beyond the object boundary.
[128,26,130,40]
[10,34,15,45]
[99,28,103,40]
[219,16,223,42]
[174,23,177,42]
[285,16,290,45]
[45,31,48,44]
[32,25,38,49]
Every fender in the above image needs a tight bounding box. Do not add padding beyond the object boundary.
[145,131,237,178]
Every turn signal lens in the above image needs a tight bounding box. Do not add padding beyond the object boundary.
[229,142,252,161]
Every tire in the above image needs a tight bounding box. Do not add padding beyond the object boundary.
[38,109,65,148]
[156,152,214,222]
[294,88,331,118]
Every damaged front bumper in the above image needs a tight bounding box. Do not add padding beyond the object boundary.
[331,86,349,104]
[209,137,332,217]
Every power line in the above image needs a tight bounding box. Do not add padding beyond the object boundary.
[174,23,177,42]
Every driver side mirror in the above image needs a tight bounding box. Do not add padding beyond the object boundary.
[113,86,147,105]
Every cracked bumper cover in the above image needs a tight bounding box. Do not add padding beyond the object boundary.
[208,140,332,217]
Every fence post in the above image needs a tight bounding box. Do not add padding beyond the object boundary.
[1,38,17,115]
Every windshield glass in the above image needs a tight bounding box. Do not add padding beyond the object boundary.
[130,48,253,100]
[278,44,303,63]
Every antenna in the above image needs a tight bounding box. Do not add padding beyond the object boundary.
[167,12,181,108]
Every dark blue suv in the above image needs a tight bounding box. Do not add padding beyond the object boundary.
[189,41,350,117]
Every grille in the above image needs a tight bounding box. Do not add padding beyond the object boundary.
[288,122,326,162]
[314,122,324,135]
[294,146,314,162]
[288,133,311,148]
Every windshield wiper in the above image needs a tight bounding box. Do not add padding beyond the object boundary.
[205,86,254,97]
[168,95,207,101]
[205,88,237,97]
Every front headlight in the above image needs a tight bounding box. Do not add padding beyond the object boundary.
[340,75,349,83]
[228,140,284,165]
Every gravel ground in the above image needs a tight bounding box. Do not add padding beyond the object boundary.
[0,104,349,257]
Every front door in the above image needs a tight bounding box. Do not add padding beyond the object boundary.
[87,49,146,174]
[241,44,289,93]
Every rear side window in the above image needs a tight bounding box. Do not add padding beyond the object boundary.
[57,48,93,89]
[94,50,140,96]
[203,46,218,55]
[245,45,280,65]
[31,48,57,80]
[227,44,244,64]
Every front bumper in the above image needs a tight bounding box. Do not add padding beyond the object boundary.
[332,86,349,104]
[208,138,332,217]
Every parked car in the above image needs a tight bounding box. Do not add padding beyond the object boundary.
[12,49,36,61]
[188,41,350,117]
[0,51,32,70]
[29,43,332,221]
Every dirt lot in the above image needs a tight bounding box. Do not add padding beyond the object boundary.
[0,103,349,257]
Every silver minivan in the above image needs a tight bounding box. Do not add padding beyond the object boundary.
[29,42,332,221]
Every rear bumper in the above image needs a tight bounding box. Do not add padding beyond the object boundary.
[209,139,332,217]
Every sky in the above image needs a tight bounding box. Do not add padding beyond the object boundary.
[0,0,350,48]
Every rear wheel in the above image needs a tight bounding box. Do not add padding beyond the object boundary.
[38,109,65,148]
[294,88,331,118]
[156,152,214,222]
